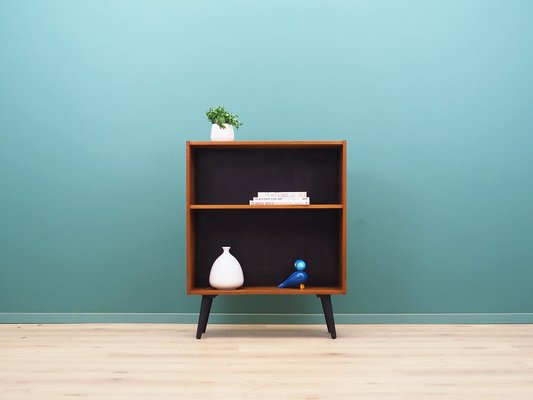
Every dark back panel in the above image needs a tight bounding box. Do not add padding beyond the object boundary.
[193,148,341,204]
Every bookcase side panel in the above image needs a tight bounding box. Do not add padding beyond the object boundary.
[186,142,195,293]
[341,141,347,293]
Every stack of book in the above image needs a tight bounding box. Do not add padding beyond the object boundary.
[249,192,310,205]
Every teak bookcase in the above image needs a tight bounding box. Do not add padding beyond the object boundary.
[186,141,347,338]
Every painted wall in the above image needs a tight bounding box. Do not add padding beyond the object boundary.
[1,0,532,323]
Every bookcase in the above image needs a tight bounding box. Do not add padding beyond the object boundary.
[186,141,346,338]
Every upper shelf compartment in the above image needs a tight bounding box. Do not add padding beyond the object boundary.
[187,141,346,205]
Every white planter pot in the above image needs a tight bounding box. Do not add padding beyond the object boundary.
[209,247,244,290]
[210,124,235,141]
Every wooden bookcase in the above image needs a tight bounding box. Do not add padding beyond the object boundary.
[186,141,347,338]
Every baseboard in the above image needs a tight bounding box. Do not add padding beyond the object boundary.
[1,313,533,324]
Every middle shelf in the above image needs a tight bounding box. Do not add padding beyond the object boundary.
[189,204,344,209]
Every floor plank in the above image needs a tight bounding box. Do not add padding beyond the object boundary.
[1,324,533,399]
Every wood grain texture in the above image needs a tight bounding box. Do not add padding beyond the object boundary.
[1,324,533,399]
[187,140,346,148]
[186,141,195,294]
[340,140,347,293]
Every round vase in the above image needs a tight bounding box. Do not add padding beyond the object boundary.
[209,247,244,290]
[210,124,235,141]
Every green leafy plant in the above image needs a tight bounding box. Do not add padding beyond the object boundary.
[206,106,243,129]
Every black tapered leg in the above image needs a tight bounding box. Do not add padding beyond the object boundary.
[202,296,214,334]
[318,295,337,339]
[196,295,216,339]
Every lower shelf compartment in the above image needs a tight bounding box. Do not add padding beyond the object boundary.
[192,209,342,288]
[189,286,344,295]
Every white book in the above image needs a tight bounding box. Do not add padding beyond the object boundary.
[253,196,309,201]
[257,191,307,197]
[250,199,310,205]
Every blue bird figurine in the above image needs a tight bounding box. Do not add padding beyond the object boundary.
[278,259,308,289]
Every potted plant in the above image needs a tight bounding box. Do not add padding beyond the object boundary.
[206,106,243,141]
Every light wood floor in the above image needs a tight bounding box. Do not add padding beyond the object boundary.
[1,324,533,399]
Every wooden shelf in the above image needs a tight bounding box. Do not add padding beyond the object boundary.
[186,140,347,295]
[190,204,343,210]
[186,140,347,338]
[189,286,344,295]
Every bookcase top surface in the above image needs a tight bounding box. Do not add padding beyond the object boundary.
[187,140,346,148]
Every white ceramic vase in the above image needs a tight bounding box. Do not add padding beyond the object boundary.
[209,247,244,290]
[210,124,235,141]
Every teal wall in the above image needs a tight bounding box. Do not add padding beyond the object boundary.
[1,0,533,323]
